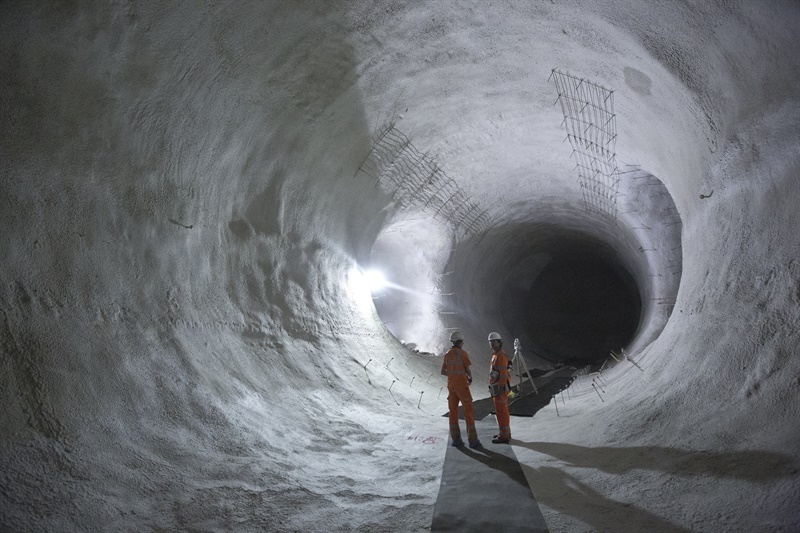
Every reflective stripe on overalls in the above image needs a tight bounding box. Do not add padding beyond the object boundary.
[445,351,466,376]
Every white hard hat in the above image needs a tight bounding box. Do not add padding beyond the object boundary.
[449,331,464,343]
[488,331,502,341]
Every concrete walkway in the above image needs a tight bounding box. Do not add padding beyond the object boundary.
[431,420,549,532]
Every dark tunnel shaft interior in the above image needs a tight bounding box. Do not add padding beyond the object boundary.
[454,218,650,367]
[506,250,641,365]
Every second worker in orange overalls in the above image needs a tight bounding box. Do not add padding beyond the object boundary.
[487,331,512,444]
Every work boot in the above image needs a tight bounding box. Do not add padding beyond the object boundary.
[468,440,482,449]
[451,438,464,447]
[491,437,510,444]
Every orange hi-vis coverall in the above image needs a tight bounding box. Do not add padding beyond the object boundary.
[490,349,511,441]
[441,346,478,445]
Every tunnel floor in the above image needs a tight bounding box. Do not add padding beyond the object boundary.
[432,420,549,532]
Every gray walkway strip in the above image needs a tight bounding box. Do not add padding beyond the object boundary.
[431,421,549,532]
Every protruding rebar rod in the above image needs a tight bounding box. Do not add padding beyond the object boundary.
[592,382,605,402]
[624,349,644,371]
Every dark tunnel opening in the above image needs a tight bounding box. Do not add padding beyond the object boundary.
[449,215,653,370]
[511,251,641,365]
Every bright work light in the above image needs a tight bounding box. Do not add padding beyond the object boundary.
[363,269,387,292]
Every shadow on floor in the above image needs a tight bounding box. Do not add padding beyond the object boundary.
[432,423,549,533]
[515,441,799,482]
[514,441,799,532]
[520,463,690,532]
[454,445,530,489]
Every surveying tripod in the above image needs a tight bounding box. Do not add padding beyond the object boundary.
[512,338,537,397]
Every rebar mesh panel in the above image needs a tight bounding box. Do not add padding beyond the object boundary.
[356,123,492,239]
[550,69,620,221]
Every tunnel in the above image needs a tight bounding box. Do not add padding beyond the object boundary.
[503,241,642,366]
[2,1,799,531]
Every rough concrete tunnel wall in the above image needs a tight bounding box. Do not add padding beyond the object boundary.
[1,1,799,531]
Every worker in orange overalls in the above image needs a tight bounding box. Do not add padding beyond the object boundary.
[441,331,481,448]
[487,331,512,444]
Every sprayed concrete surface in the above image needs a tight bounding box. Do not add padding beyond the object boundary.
[2,1,800,531]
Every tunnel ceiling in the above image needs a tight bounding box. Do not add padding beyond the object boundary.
[346,1,724,215]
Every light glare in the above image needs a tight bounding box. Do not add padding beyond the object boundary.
[363,270,387,292]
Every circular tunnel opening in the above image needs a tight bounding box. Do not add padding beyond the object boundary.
[364,167,680,365]
[516,251,641,365]
[448,212,657,369]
